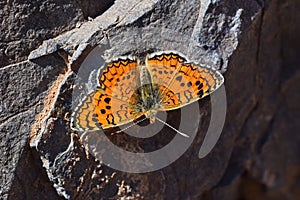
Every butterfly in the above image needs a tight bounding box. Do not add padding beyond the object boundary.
[70,51,224,135]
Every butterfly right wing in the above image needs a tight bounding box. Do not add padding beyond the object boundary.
[146,51,224,111]
[71,88,144,131]
[159,62,224,110]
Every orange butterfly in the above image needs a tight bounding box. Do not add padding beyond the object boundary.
[71,51,224,134]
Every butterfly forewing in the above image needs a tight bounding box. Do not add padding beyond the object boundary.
[98,56,140,102]
[146,51,224,111]
[146,52,186,90]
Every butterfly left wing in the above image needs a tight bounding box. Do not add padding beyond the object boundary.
[98,56,140,102]
[71,56,144,131]
[146,51,224,111]
[71,88,144,131]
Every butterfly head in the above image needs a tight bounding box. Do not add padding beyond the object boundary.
[145,109,158,124]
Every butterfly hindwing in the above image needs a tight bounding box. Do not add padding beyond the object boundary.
[71,88,143,131]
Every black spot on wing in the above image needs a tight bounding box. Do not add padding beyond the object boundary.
[197,89,204,98]
[104,97,111,104]
[176,75,183,82]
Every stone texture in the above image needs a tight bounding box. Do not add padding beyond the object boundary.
[0,0,114,67]
[0,0,299,199]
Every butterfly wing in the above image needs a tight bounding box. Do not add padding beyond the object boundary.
[71,88,144,130]
[146,51,224,111]
[98,56,140,102]
[146,51,186,88]
[71,56,143,131]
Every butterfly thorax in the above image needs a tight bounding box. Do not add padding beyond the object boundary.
[128,65,162,123]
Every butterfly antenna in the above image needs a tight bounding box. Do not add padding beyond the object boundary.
[116,117,147,133]
[155,116,189,138]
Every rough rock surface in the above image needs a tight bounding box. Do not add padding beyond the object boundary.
[0,0,299,199]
